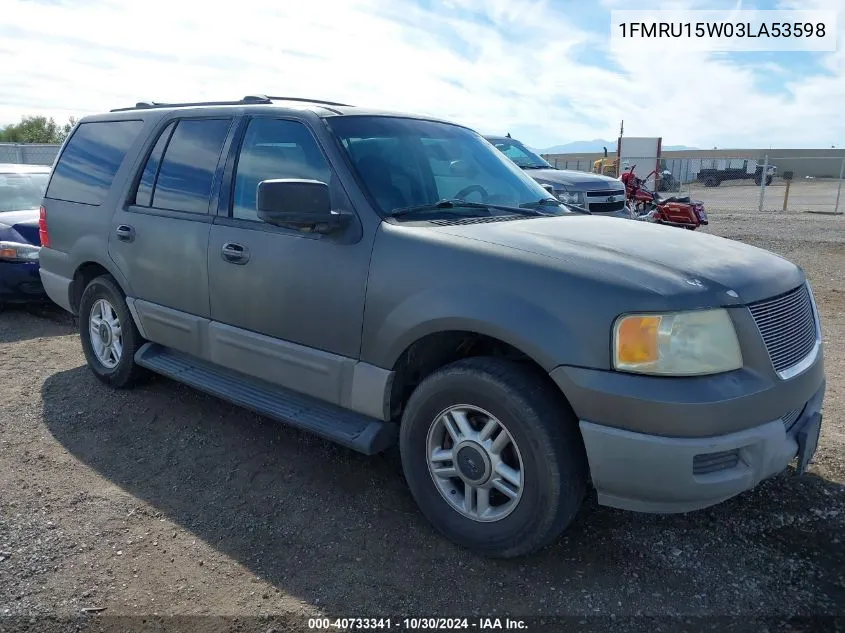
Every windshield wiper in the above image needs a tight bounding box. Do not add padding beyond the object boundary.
[520,197,591,215]
[388,199,544,219]
[519,165,551,170]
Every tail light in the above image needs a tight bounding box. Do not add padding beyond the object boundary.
[39,205,51,248]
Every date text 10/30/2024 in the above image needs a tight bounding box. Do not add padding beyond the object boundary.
[308,618,529,630]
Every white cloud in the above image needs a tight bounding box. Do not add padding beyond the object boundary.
[0,0,843,148]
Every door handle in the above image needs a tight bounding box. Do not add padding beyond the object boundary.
[221,242,250,264]
[115,224,135,242]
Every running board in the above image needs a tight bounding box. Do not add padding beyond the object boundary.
[134,343,398,455]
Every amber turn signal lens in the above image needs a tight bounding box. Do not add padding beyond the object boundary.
[616,315,661,365]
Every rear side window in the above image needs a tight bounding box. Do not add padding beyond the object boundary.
[45,120,144,206]
[148,118,232,214]
[134,121,176,207]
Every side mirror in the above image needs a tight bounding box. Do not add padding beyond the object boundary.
[257,179,349,233]
[541,183,555,194]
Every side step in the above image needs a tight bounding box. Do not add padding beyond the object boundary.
[134,343,398,455]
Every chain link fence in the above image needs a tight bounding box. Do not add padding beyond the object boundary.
[542,152,845,215]
[3,142,843,215]
[0,143,61,166]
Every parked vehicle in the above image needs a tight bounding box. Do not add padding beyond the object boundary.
[697,160,776,187]
[622,165,708,230]
[39,96,825,558]
[483,135,631,219]
[591,147,618,177]
[655,169,681,192]
[0,163,51,308]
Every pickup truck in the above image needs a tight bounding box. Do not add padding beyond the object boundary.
[697,161,776,187]
[484,135,632,219]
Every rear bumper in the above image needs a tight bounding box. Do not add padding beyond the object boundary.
[39,268,73,312]
[0,261,47,302]
[578,380,825,513]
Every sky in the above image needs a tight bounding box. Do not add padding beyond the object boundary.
[0,0,843,150]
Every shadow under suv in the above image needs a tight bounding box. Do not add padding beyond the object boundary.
[37,95,825,558]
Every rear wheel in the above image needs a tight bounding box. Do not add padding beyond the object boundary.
[79,275,146,388]
[399,357,587,558]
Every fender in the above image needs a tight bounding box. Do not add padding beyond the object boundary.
[70,230,136,297]
[361,283,589,372]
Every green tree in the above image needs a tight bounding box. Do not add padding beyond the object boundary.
[0,115,77,144]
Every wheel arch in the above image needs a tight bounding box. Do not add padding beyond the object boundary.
[70,260,146,338]
[384,326,575,425]
[70,260,127,313]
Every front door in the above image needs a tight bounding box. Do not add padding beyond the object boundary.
[109,116,236,356]
[206,116,374,404]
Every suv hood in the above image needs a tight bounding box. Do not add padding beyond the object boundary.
[0,209,40,245]
[431,215,803,306]
[523,168,623,189]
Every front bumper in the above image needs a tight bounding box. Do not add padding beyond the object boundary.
[576,380,825,513]
[0,261,47,302]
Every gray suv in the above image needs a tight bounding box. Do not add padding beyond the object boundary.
[38,96,826,558]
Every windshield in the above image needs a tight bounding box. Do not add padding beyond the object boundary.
[486,138,552,169]
[326,116,568,218]
[0,171,49,212]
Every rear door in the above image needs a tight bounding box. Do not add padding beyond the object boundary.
[109,115,237,357]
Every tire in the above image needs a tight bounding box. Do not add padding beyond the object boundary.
[399,357,587,558]
[79,275,146,389]
[704,177,719,187]
[766,175,773,186]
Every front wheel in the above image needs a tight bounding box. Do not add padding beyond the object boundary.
[79,275,146,388]
[399,357,587,558]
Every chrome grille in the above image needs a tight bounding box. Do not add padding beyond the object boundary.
[587,189,626,198]
[748,284,818,376]
[585,189,627,214]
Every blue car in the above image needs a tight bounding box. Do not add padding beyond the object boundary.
[0,163,52,307]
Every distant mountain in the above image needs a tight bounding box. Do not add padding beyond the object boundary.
[532,139,699,154]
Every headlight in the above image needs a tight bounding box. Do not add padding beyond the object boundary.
[613,309,742,376]
[0,241,41,262]
[556,190,585,205]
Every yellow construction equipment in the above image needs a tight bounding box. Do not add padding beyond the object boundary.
[592,147,618,176]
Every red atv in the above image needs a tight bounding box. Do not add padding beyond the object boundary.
[621,166,708,230]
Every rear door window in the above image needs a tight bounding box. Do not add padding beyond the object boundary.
[45,120,144,206]
[148,118,232,214]
[133,121,176,207]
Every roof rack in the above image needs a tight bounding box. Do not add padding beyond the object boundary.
[261,96,354,107]
[109,95,353,113]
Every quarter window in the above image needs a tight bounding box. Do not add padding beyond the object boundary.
[45,120,144,206]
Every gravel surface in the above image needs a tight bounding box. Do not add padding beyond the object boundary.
[0,209,843,632]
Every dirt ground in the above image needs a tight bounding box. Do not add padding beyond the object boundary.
[0,209,843,633]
